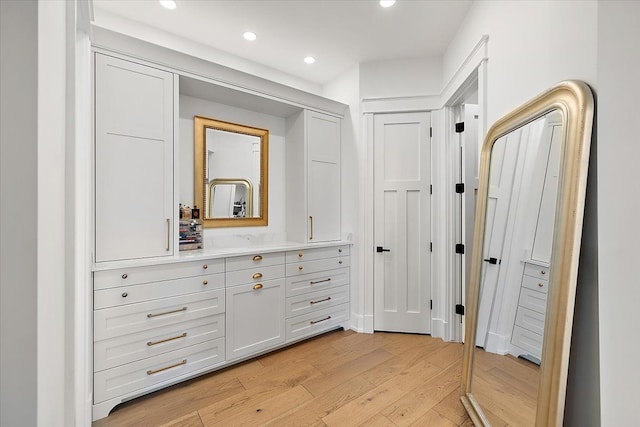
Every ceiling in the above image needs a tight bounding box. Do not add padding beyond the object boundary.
[92,0,473,86]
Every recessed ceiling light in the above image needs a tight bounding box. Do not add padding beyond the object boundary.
[243,31,257,41]
[380,0,396,7]
[159,0,176,10]
[304,56,316,64]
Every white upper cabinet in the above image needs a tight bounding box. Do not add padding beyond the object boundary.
[286,111,341,243]
[94,54,174,262]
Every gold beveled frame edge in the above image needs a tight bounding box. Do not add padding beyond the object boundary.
[460,80,594,427]
[193,115,269,228]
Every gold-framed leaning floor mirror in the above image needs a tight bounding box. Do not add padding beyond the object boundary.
[461,81,594,426]
[194,116,269,228]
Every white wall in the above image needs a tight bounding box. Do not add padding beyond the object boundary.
[360,57,442,99]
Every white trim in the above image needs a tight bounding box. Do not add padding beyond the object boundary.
[362,113,375,334]
[361,95,441,114]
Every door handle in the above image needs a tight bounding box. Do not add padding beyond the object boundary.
[483,257,498,264]
[376,246,391,253]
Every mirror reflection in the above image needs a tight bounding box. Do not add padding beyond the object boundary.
[471,110,563,426]
[194,116,268,227]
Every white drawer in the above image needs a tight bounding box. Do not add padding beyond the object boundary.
[523,263,550,281]
[225,252,285,272]
[286,303,350,342]
[514,306,546,335]
[511,326,543,359]
[285,245,350,263]
[286,267,349,297]
[95,313,224,372]
[94,273,224,309]
[94,337,225,403]
[286,256,350,277]
[521,274,548,295]
[226,264,285,287]
[285,285,349,319]
[94,289,224,341]
[518,287,548,314]
[94,259,224,290]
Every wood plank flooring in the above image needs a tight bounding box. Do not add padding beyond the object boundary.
[93,330,538,427]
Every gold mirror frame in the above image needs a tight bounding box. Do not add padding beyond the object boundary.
[460,81,594,426]
[194,116,268,228]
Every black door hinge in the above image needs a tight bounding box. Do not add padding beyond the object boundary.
[455,304,465,315]
[455,183,465,194]
[430,184,433,194]
[430,127,433,138]
[455,244,465,254]
[430,299,433,310]
[455,122,464,133]
[430,242,433,252]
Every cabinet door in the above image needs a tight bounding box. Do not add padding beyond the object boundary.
[306,111,341,242]
[95,54,174,262]
[225,279,285,360]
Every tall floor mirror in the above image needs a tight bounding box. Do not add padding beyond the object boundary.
[461,81,594,426]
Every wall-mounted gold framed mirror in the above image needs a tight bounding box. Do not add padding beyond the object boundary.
[461,81,594,426]
[194,116,268,228]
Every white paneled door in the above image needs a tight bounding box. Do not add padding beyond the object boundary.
[374,112,431,333]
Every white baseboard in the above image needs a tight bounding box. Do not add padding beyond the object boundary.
[486,331,510,355]
[350,312,374,333]
[431,318,447,340]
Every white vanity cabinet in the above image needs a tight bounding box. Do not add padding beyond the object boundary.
[286,110,341,243]
[94,53,175,263]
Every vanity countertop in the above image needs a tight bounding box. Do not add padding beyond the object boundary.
[92,240,352,272]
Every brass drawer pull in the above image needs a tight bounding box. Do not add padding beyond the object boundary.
[147,332,187,347]
[202,264,208,270]
[298,252,304,258]
[121,292,128,298]
[541,270,546,275]
[146,359,187,375]
[202,280,208,285]
[310,278,331,285]
[253,255,263,262]
[310,316,332,325]
[252,272,263,279]
[538,283,544,288]
[147,307,187,318]
[339,260,343,265]
[253,283,263,290]
[122,274,128,279]
[298,266,304,271]
[310,297,332,305]
[338,249,342,253]
[309,216,313,240]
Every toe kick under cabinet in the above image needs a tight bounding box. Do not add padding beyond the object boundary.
[92,243,350,420]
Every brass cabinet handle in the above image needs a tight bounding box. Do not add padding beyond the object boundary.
[121,292,128,298]
[252,272,263,279]
[310,316,332,325]
[202,264,208,269]
[202,280,208,285]
[541,270,546,275]
[166,218,171,251]
[253,283,263,290]
[309,216,313,240]
[310,296,331,305]
[253,255,263,262]
[339,260,343,265]
[338,249,342,253]
[147,359,186,375]
[147,307,187,318]
[122,273,128,279]
[310,278,331,285]
[298,266,303,271]
[298,252,304,258]
[538,283,544,288]
[147,332,187,347]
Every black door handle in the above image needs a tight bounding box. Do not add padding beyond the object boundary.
[376,246,391,253]
[483,257,498,264]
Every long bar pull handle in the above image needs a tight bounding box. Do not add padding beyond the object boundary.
[166,218,171,251]
[147,307,187,318]
[147,332,187,347]
[310,297,332,305]
[309,216,313,240]
[147,359,187,375]
[310,278,331,285]
[310,316,332,325]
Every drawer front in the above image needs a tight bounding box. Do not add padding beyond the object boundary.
[94,289,225,341]
[95,313,224,372]
[226,264,285,287]
[285,245,350,263]
[94,337,225,403]
[286,267,349,297]
[94,273,224,309]
[518,287,548,314]
[285,285,349,319]
[521,274,548,295]
[286,303,350,342]
[523,263,550,281]
[226,252,285,272]
[94,259,224,290]
[514,306,546,335]
[286,256,350,277]
[511,326,543,359]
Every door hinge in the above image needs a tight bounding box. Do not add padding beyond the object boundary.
[455,304,465,315]
[430,299,433,310]
[430,127,433,138]
[430,184,433,194]
[455,244,465,254]
[430,242,433,252]
[455,122,464,133]
[455,183,465,194]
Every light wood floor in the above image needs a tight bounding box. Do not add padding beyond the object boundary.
[93,330,538,427]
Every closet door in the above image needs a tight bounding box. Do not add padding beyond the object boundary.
[95,54,174,262]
